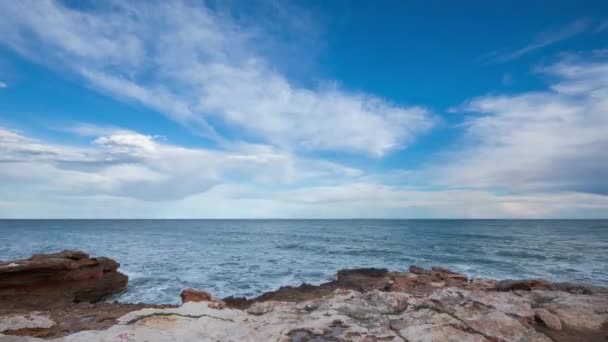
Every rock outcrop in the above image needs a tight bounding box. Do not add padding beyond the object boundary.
[0,250,128,309]
[180,288,214,303]
[1,260,607,342]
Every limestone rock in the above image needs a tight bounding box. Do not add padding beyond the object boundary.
[245,301,279,315]
[534,308,562,330]
[533,289,608,331]
[0,313,54,333]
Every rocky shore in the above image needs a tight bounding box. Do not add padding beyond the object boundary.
[1,251,607,341]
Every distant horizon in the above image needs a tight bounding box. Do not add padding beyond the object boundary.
[1,1,607,218]
[1,218,606,221]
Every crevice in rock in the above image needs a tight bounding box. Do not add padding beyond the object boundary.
[123,312,235,325]
[385,314,409,342]
[412,303,496,341]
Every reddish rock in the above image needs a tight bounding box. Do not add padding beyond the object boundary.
[180,288,213,303]
[431,266,468,282]
[30,250,89,261]
[0,250,128,309]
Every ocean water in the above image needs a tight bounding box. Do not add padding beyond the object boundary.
[1,219,607,304]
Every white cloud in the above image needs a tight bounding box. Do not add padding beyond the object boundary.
[0,0,433,156]
[0,81,6,88]
[3,125,606,218]
[440,53,608,195]
[274,183,608,218]
[0,127,361,201]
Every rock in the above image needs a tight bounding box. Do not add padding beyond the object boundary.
[431,266,456,274]
[430,281,446,287]
[534,308,562,330]
[337,267,388,279]
[245,301,278,315]
[10,287,559,342]
[390,307,487,342]
[4,262,608,342]
[0,313,55,333]
[94,257,119,272]
[409,265,427,274]
[0,251,127,309]
[180,288,212,303]
[533,289,608,331]
[494,279,552,292]
[30,250,89,261]
[336,268,389,291]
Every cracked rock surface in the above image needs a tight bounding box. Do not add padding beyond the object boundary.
[4,282,608,341]
[1,260,607,341]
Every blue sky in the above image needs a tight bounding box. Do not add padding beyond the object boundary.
[1,0,607,218]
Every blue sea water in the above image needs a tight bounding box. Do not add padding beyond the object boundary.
[1,219,607,304]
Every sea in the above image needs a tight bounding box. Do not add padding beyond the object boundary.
[1,219,607,304]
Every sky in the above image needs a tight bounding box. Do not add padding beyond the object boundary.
[0,0,607,218]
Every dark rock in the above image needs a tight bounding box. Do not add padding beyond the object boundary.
[337,268,388,279]
[180,288,213,303]
[30,250,89,261]
[408,265,427,274]
[549,282,595,295]
[431,266,456,274]
[493,279,552,292]
[337,268,389,291]
[431,267,468,282]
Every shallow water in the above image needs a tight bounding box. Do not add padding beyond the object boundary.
[1,219,607,304]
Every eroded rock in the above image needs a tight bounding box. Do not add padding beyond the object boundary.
[0,251,128,309]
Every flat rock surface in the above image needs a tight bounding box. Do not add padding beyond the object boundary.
[0,313,54,333]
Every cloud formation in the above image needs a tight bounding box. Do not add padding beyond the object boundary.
[0,2,606,218]
[442,53,608,195]
[0,0,433,156]
[0,127,360,201]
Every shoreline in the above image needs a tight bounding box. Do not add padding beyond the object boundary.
[1,251,607,341]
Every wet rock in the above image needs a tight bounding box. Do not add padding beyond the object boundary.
[30,250,89,261]
[431,266,456,274]
[494,279,552,292]
[0,251,127,309]
[408,265,427,274]
[534,308,562,330]
[336,268,389,292]
[180,288,212,303]
[337,268,388,279]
